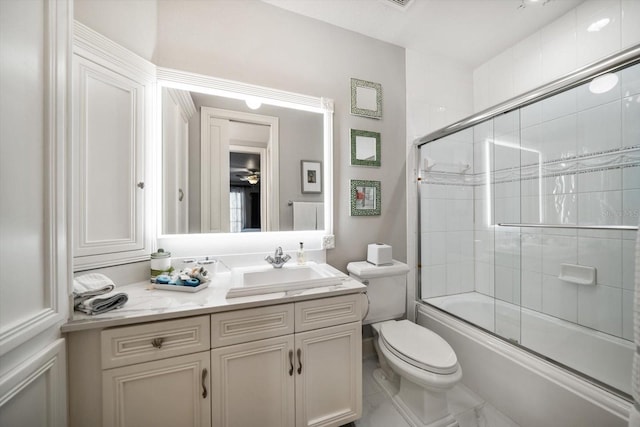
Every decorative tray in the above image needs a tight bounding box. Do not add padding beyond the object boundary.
[153,282,210,293]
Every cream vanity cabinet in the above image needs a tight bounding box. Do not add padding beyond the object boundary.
[67,293,363,427]
[72,22,154,270]
[210,294,363,427]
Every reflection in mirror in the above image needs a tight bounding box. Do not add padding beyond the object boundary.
[350,179,381,216]
[350,129,381,167]
[161,86,324,235]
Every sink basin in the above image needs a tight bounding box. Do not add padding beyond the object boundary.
[227,263,343,298]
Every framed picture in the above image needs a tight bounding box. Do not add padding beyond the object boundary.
[301,160,322,193]
[350,179,381,216]
[350,129,381,167]
[350,78,382,119]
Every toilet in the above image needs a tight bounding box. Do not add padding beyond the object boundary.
[347,260,462,427]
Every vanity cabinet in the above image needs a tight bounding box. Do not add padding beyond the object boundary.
[210,294,362,427]
[100,316,211,427]
[72,22,155,270]
[66,293,363,427]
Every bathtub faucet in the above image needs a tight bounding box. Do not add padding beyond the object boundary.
[265,246,291,268]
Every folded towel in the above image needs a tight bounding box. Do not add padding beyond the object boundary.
[74,291,128,315]
[73,273,127,315]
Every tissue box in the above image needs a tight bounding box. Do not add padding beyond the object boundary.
[367,243,392,266]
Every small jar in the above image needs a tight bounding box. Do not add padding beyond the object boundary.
[150,248,172,282]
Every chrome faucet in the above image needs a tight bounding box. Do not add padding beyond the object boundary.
[265,246,291,268]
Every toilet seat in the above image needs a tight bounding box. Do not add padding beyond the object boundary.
[380,320,458,375]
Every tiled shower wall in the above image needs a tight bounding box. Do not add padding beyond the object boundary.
[420,61,639,341]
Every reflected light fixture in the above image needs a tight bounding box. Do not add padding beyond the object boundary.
[587,18,610,32]
[589,73,619,94]
[247,174,260,185]
[245,97,262,110]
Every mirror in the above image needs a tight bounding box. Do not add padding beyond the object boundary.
[350,129,381,167]
[159,69,330,235]
[350,179,381,216]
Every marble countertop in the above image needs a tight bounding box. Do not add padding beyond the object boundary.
[61,263,366,333]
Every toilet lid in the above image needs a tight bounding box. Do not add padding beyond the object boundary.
[380,320,458,375]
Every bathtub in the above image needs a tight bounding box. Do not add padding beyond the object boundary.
[418,292,633,427]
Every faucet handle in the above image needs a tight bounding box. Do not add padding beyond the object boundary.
[275,246,283,256]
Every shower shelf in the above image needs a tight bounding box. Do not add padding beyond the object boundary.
[498,223,638,231]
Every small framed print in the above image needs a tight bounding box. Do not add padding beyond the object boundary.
[350,129,381,167]
[350,78,382,119]
[301,160,322,193]
[350,179,381,216]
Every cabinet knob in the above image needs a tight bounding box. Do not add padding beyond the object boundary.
[178,188,184,202]
[137,182,145,189]
[151,337,164,349]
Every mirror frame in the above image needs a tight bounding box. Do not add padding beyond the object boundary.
[155,67,334,256]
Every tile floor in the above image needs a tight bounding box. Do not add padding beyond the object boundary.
[355,357,521,427]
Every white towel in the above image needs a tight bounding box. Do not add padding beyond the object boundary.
[73,273,127,315]
[316,203,325,230]
[293,202,317,230]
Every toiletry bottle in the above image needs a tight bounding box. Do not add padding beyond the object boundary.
[297,242,306,265]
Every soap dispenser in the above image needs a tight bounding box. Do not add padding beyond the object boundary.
[297,242,306,265]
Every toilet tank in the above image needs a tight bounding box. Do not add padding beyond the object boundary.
[346,260,410,325]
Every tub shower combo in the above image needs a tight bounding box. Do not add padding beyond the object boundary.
[415,45,640,412]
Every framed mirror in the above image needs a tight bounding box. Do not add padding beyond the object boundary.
[156,67,334,243]
[350,179,381,216]
[350,129,381,167]
[350,78,382,119]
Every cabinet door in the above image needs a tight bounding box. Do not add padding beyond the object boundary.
[295,322,362,427]
[211,335,295,427]
[102,352,211,427]
[72,23,155,270]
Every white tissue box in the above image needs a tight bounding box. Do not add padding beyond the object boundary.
[367,243,392,266]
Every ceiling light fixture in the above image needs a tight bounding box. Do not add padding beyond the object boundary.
[245,98,262,110]
[587,18,610,32]
[247,175,260,185]
[589,73,619,94]
[518,0,552,9]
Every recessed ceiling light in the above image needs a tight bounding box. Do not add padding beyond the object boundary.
[589,73,619,94]
[587,18,610,32]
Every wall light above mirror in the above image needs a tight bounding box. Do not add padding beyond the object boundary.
[157,68,334,238]
[156,68,334,249]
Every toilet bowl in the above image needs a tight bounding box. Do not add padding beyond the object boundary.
[347,260,462,427]
[372,320,462,427]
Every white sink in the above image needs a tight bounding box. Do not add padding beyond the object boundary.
[227,263,343,298]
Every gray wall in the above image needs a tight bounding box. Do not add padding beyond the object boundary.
[76,0,407,272]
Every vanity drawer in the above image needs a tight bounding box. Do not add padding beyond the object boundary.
[211,304,294,348]
[101,315,210,369]
[295,293,363,332]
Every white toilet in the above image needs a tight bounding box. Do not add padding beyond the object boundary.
[347,260,462,427]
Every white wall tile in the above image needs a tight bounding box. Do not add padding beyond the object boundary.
[576,0,622,67]
[521,102,543,129]
[495,265,515,303]
[541,9,577,82]
[577,100,622,155]
[622,0,640,48]
[542,234,578,276]
[421,197,447,231]
[577,168,622,193]
[622,94,640,148]
[522,232,543,273]
[622,238,636,291]
[422,232,446,266]
[538,114,577,162]
[446,263,463,295]
[577,237,622,287]
[522,196,542,223]
[622,189,640,226]
[513,31,543,96]
[621,63,640,97]
[475,261,495,297]
[622,289,634,340]
[542,274,578,322]
[488,48,515,107]
[577,284,622,336]
[522,271,543,312]
[577,190,622,225]
[542,87,578,121]
[545,174,577,195]
[544,193,577,225]
[422,265,446,298]
[495,196,521,224]
[576,71,621,111]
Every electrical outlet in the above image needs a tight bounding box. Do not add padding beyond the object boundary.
[322,235,335,249]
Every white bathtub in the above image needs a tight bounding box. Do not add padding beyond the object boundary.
[425,292,634,395]
[418,293,633,426]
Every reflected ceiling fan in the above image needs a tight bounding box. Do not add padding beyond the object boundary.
[232,168,260,185]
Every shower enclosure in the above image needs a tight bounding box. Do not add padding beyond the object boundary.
[417,46,639,398]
